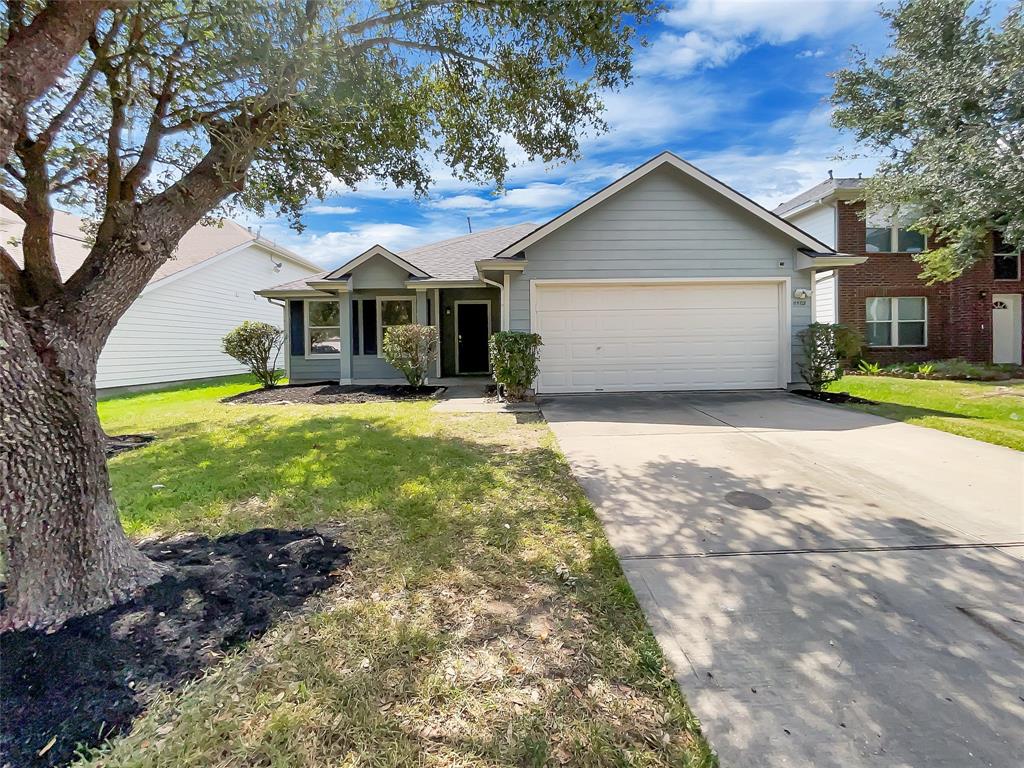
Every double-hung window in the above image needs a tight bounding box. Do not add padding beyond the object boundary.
[376,297,414,357]
[865,207,926,253]
[865,297,927,347]
[306,300,341,356]
[993,231,1021,281]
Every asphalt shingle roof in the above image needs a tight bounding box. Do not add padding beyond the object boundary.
[261,222,537,291]
[396,223,537,280]
[773,177,865,216]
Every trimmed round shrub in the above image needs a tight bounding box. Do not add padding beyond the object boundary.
[488,331,542,401]
[381,324,439,386]
[222,321,285,388]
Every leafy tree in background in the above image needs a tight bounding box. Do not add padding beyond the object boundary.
[0,0,655,630]
[831,0,1024,282]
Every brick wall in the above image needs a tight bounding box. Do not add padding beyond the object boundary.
[835,200,1023,363]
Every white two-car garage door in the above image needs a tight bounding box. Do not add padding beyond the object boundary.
[532,281,786,393]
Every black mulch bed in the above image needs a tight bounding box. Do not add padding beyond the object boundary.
[0,526,351,768]
[223,382,444,405]
[792,389,876,405]
[104,433,156,458]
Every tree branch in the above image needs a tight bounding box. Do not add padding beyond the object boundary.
[0,0,119,165]
[0,186,27,219]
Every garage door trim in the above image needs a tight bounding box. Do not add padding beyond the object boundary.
[529,277,792,392]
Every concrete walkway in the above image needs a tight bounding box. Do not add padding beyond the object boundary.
[542,391,1024,768]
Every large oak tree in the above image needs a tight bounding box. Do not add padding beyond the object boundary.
[831,0,1024,282]
[0,0,654,630]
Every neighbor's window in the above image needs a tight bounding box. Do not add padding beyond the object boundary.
[866,297,927,347]
[306,300,341,356]
[377,297,414,355]
[865,207,926,253]
[993,231,1021,281]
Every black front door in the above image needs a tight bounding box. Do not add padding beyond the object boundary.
[457,302,490,373]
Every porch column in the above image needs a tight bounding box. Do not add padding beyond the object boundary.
[433,288,441,379]
[415,287,428,324]
[338,293,352,384]
[501,273,511,331]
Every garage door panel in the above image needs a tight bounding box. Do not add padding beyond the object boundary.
[534,282,783,393]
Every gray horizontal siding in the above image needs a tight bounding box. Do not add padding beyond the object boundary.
[353,354,404,380]
[290,355,339,383]
[507,166,811,384]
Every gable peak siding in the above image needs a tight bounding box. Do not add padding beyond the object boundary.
[506,166,811,385]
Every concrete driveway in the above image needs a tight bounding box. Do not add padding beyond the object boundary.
[542,391,1024,768]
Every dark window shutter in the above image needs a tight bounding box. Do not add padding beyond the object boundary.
[362,299,378,355]
[289,301,304,356]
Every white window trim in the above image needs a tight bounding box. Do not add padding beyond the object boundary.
[376,295,415,358]
[454,299,492,375]
[866,296,928,348]
[993,248,1021,282]
[304,298,342,359]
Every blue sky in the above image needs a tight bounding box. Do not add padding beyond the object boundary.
[256,0,897,266]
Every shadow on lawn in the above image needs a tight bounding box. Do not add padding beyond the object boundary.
[16,411,714,767]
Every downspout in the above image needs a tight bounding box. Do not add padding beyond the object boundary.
[479,274,506,331]
[264,297,289,380]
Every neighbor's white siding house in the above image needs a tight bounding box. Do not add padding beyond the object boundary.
[98,240,315,388]
[1,208,319,390]
[786,201,838,324]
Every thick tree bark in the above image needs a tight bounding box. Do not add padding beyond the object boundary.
[0,1,115,166]
[1,126,257,630]
[1,290,166,632]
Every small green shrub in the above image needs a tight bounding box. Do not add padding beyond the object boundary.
[798,323,862,391]
[858,359,882,375]
[489,331,542,401]
[916,363,935,376]
[222,321,284,388]
[381,324,439,386]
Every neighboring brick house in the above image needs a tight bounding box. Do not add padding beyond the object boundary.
[776,177,1023,366]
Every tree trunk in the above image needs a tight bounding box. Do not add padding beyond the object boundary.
[1,303,165,632]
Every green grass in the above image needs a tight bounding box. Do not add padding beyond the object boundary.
[83,376,714,767]
[826,375,1024,451]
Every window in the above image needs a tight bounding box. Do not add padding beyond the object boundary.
[865,208,926,253]
[866,297,927,347]
[350,299,379,355]
[306,300,341,356]
[376,296,413,355]
[993,231,1021,281]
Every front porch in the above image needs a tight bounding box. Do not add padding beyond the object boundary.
[284,285,503,385]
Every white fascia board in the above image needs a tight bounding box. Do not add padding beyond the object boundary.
[796,251,868,270]
[251,238,321,271]
[494,151,837,258]
[403,279,484,288]
[475,258,527,272]
[255,289,336,298]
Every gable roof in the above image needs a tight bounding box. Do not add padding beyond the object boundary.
[774,177,866,217]
[260,223,537,293]
[0,206,319,284]
[493,151,837,258]
[324,244,429,279]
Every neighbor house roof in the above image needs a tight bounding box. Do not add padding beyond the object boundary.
[0,206,319,284]
[773,177,866,217]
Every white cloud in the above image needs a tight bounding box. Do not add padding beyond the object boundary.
[304,204,359,215]
[796,48,827,59]
[636,31,746,77]
[429,194,495,211]
[262,220,472,266]
[663,0,875,44]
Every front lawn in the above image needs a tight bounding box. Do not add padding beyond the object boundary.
[826,375,1024,451]
[81,377,713,766]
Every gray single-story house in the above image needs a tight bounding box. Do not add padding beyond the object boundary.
[256,152,864,393]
